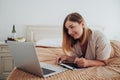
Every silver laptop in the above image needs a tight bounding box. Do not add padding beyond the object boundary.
[7,41,67,77]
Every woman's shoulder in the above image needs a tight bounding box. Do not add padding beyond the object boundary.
[92,29,104,35]
[90,29,108,42]
[91,29,105,38]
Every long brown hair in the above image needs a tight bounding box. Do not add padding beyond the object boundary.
[62,12,91,55]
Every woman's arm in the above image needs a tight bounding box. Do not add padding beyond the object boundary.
[74,57,107,67]
[86,59,107,67]
[83,47,114,67]
[74,47,114,67]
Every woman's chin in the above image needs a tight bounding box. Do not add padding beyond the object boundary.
[73,36,80,39]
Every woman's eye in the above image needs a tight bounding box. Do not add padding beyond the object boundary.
[70,26,74,29]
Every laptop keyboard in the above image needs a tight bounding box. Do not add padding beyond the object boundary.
[42,67,55,75]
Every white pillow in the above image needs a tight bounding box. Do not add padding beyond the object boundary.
[36,38,62,47]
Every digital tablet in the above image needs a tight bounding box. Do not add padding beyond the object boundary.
[59,61,79,70]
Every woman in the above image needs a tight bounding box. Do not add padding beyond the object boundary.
[57,12,114,67]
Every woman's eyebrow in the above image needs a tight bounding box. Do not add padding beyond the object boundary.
[68,24,73,28]
[65,24,73,29]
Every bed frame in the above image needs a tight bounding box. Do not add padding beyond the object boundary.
[26,25,63,42]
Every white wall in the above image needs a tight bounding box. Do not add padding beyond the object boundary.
[0,0,120,41]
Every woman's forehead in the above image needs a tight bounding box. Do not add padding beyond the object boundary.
[65,21,72,26]
[65,21,77,28]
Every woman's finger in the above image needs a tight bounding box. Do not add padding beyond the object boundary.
[56,56,61,64]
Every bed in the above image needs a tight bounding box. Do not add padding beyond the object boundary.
[7,25,120,80]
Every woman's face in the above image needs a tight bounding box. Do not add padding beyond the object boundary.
[65,20,84,39]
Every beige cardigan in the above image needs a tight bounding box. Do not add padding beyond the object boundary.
[71,29,111,60]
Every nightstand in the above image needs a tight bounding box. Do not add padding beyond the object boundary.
[0,43,14,80]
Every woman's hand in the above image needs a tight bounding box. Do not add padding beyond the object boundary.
[56,55,76,64]
[74,57,89,67]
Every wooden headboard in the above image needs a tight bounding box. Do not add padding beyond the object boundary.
[26,25,63,42]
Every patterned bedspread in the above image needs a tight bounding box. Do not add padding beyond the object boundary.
[7,40,120,80]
